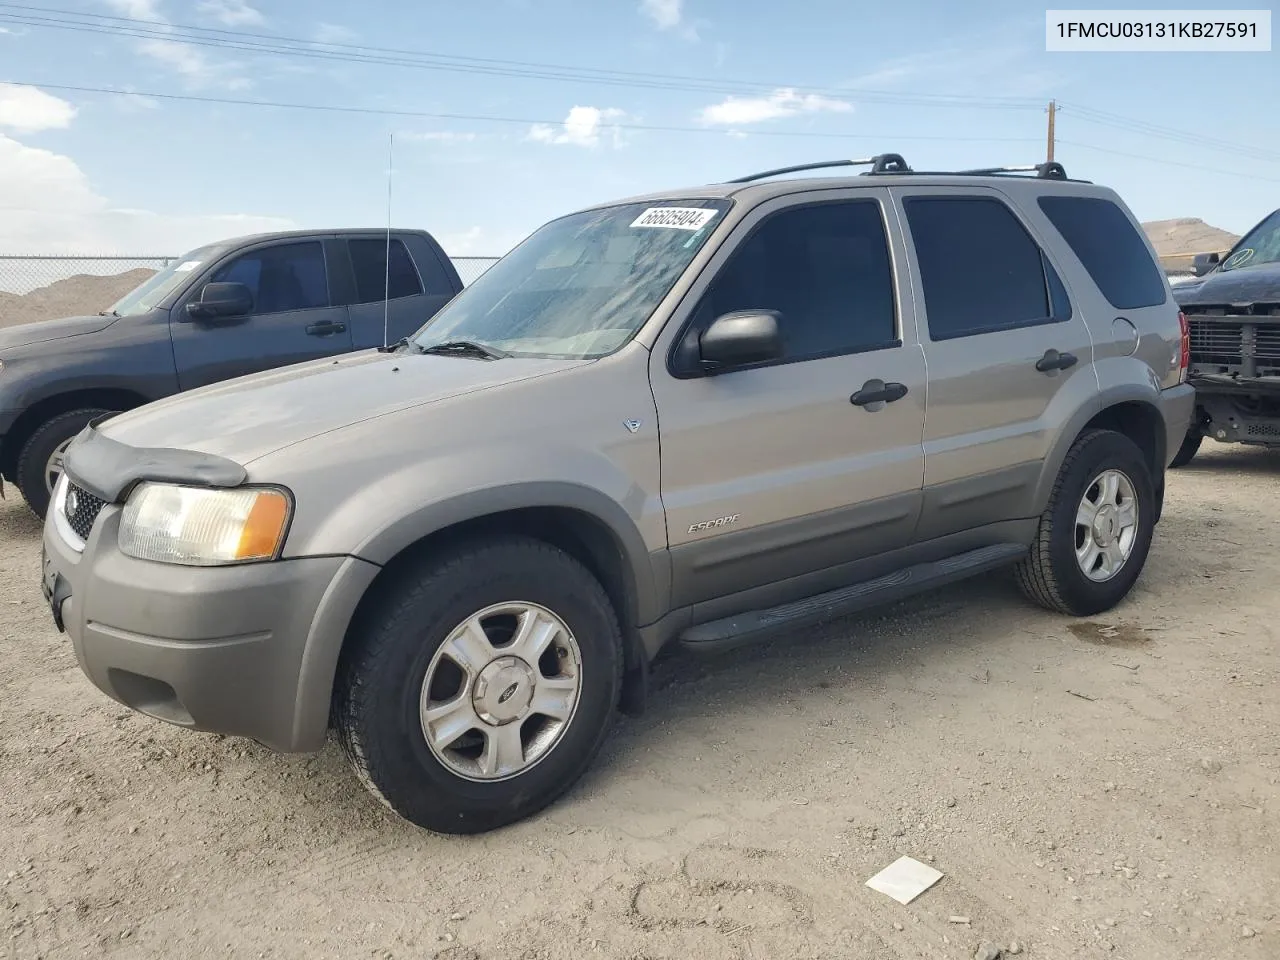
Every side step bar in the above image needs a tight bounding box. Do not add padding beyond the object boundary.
[678,543,1029,654]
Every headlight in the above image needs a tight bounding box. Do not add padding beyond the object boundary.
[118,482,292,566]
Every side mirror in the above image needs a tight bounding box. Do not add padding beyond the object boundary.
[186,281,253,320]
[699,310,783,372]
[1191,252,1220,277]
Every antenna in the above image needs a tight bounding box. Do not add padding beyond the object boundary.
[382,131,394,349]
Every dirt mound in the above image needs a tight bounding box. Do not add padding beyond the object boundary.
[1142,217,1239,268]
[0,269,157,329]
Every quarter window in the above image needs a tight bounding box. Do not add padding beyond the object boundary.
[694,200,898,362]
[1038,195,1167,309]
[904,196,1058,341]
[211,241,329,314]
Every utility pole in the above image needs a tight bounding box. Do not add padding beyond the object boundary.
[1046,100,1057,164]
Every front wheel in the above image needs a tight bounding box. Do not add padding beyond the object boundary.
[15,408,117,520]
[1015,429,1156,617]
[334,537,624,834]
[1168,428,1203,468]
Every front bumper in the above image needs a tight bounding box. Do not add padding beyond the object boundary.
[41,497,379,752]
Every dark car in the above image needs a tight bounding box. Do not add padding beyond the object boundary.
[0,228,463,516]
[1170,208,1280,466]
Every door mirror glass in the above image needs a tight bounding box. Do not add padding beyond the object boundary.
[187,281,253,320]
[699,310,783,371]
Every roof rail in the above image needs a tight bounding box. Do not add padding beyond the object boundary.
[954,162,1070,180]
[727,153,911,184]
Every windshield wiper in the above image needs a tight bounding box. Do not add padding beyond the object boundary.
[418,340,509,361]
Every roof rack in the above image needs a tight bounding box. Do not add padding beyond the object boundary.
[727,156,1076,184]
[727,153,912,183]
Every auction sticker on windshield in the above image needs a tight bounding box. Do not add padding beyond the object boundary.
[631,207,719,231]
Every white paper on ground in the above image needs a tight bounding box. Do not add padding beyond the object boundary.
[865,856,944,905]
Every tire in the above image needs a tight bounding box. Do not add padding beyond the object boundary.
[15,408,116,521]
[1015,429,1156,617]
[334,536,624,835]
[1168,429,1203,469]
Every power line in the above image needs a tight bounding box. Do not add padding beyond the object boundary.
[0,2,1045,109]
[1057,101,1280,165]
[1058,140,1280,184]
[0,78,1044,143]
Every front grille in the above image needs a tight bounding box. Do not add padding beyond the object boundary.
[1186,311,1280,375]
[1246,422,1280,438]
[1188,320,1244,362]
[64,483,106,542]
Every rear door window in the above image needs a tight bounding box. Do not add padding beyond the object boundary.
[211,241,329,314]
[903,196,1055,340]
[349,238,425,303]
[1038,195,1167,309]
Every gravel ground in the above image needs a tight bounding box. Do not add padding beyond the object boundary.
[2,441,1277,960]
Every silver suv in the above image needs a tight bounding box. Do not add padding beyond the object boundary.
[41,155,1195,834]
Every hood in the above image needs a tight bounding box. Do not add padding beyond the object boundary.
[1173,261,1280,308]
[0,314,118,351]
[99,348,587,464]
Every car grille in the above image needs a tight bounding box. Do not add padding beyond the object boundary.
[64,482,107,542]
[1186,307,1280,375]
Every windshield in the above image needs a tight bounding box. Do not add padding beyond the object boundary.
[410,199,731,359]
[107,246,219,317]
[1221,209,1280,272]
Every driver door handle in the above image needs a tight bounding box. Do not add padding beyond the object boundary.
[850,380,908,408]
[306,320,347,337]
[1035,348,1077,373]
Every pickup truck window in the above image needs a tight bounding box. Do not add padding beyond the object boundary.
[413,199,730,360]
[211,241,329,314]
[1220,208,1280,272]
[107,244,219,317]
[349,238,424,303]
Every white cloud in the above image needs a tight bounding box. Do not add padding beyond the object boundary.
[640,0,682,29]
[0,133,294,254]
[698,88,852,126]
[104,0,248,89]
[403,131,477,144]
[312,22,357,45]
[529,106,626,148]
[0,85,77,134]
[106,0,165,20]
[197,0,265,26]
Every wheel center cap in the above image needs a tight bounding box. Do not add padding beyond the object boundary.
[1093,505,1119,546]
[472,656,535,725]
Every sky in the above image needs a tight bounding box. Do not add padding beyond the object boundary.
[0,0,1277,257]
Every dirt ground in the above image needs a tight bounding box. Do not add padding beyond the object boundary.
[1,441,1277,960]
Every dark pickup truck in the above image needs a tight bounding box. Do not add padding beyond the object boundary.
[0,228,463,517]
[1170,207,1280,466]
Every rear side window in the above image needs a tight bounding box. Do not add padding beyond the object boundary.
[1038,196,1167,309]
[212,241,329,314]
[904,196,1052,340]
[349,238,425,303]
[695,199,898,361]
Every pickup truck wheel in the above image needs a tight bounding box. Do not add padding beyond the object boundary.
[334,536,624,834]
[1015,429,1155,617]
[15,408,116,520]
[1168,429,1203,468]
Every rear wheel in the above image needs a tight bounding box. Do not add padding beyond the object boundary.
[15,408,116,520]
[334,536,624,834]
[1016,429,1155,617]
[1168,428,1203,468]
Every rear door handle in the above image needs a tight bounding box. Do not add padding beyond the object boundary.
[306,321,347,337]
[1035,349,1077,373]
[850,380,908,408]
